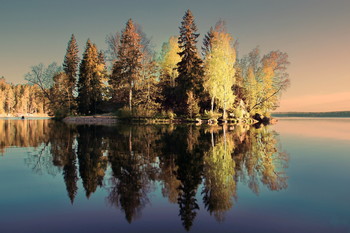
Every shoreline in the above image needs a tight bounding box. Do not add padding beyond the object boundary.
[63,115,260,125]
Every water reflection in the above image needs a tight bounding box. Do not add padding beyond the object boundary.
[0,119,288,231]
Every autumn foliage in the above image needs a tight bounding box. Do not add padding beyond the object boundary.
[8,9,289,120]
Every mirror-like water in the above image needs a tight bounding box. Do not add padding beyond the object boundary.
[0,119,349,233]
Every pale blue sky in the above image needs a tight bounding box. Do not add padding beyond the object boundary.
[1,0,349,111]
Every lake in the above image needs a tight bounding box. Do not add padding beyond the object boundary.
[0,118,349,233]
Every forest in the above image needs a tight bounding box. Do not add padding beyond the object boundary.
[0,10,290,121]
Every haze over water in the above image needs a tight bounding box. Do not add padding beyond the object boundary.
[0,118,349,233]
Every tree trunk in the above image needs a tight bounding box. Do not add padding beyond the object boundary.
[223,102,227,120]
[211,97,214,112]
[129,88,132,111]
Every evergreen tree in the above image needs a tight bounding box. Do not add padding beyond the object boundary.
[202,27,214,59]
[63,34,79,113]
[77,40,103,115]
[176,10,204,115]
[110,19,143,111]
[97,51,109,101]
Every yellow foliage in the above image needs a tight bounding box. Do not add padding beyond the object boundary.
[204,30,236,117]
[159,36,181,86]
[203,131,236,220]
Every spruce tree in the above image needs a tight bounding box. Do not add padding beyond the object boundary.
[110,19,143,111]
[77,40,102,115]
[63,34,79,112]
[202,27,214,59]
[176,10,204,115]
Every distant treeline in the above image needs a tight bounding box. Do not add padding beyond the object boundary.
[272,111,350,118]
[5,10,291,119]
[0,77,47,116]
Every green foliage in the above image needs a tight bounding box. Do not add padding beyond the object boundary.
[204,26,236,119]
[115,106,132,118]
[110,19,143,111]
[77,40,104,115]
[186,91,200,118]
[63,34,79,114]
[233,108,243,119]
[166,110,176,120]
[203,132,236,221]
[239,48,290,115]
[51,72,71,117]
[203,110,221,119]
[53,108,69,119]
[158,36,182,110]
[15,9,290,120]
[133,60,161,115]
[175,10,204,115]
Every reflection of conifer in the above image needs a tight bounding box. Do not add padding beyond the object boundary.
[77,125,106,198]
[168,126,206,231]
[47,122,79,203]
[178,183,200,231]
[107,128,150,223]
[176,10,204,115]
[63,155,78,204]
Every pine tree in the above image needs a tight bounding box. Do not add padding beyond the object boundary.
[110,19,143,112]
[97,51,109,101]
[63,34,79,113]
[176,10,204,115]
[77,40,103,115]
[202,27,214,59]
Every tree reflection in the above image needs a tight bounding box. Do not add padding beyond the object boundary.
[76,125,107,198]
[233,126,288,194]
[0,119,50,154]
[164,125,209,231]
[1,119,289,230]
[202,126,236,222]
[107,125,160,223]
[48,122,79,203]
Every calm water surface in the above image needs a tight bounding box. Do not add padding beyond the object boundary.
[0,119,349,233]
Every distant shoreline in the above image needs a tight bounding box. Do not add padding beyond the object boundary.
[272,111,350,118]
[0,114,51,119]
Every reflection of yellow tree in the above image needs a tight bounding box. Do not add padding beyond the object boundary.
[259,128,288,191]
[203,128,236,221]
[233,126,288,194]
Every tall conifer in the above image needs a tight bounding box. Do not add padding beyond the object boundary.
[63,34,79,112]
[176,10,204,115]
[77,40,102,115]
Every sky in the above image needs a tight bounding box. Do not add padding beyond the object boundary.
[0,0,349,112]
